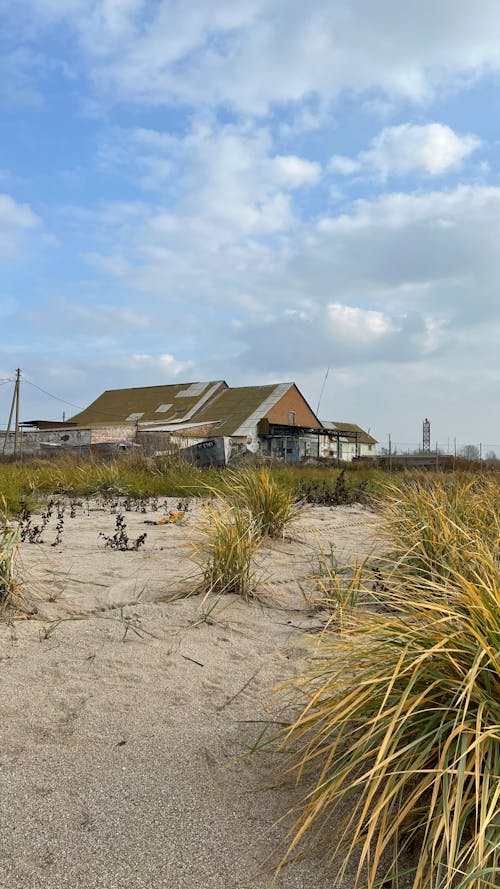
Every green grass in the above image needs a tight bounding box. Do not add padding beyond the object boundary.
[278,474,500,889]
[0,454,220,513]
[0,453,385,515]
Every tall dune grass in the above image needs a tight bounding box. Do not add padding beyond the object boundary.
[191,503,261,600]
[220,466,302,538]
[380,474,500,582]
[191,467,300,600]
[0,504,24,617]
[279,475,500,889]
[0,454,220,512]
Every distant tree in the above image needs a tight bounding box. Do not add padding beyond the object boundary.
[460,444,480,461]
[485,450,498,463]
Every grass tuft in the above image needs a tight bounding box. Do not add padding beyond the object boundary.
[220,466,302,538]
[0,501,25,617]
[191,502,262,600]
[314,547,368,629]
[278,475,500,889]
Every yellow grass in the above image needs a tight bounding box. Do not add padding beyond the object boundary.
[0,500,25,617]
[278,476,500,889]
[191,502,262,600]
[219,466,303,538]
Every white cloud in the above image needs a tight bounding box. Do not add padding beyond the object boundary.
[362,123,480,178]
[77,181,500,346]
[99,122,319,243]
[329,155,361,176]
[327,304,393,339]
[236,300,440,379]
[272,155,321,187]
[130,353,194,376]
[0,193,40,255]
[7,0,500,113]
[330,123,480,180]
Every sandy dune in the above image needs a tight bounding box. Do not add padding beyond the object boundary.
[1,500,381,889]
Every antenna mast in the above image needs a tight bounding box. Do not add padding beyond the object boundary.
[316,367,330,417]
[422,418,431,453]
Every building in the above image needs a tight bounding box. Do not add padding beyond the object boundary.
[320,421,377,461]
[157,382,324,462]
[4,380,376,465]
[4,379,325,463]
[1,381,226,457]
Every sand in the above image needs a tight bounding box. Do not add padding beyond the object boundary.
[0,499,382,889]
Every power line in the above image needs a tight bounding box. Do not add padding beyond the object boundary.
[21,379,143,423]
[22,379,85,411]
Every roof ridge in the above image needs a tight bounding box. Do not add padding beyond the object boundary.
[99,380,224,395]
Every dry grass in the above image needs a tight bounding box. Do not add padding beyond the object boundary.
[191,502,262,601]
[220,466,302,538]
[313,548,368,629]
[379,474,500,582]
[189,467,302,602]
[278,476,500,889]
[0,504,25,617]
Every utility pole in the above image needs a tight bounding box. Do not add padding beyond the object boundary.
[1,370,21,458]
[14,368,20,458]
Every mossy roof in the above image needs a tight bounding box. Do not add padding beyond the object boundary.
[323,421,377,444]
[68,381,225,427]
[188,385,280,436]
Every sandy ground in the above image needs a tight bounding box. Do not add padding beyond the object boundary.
[1,499,382,889]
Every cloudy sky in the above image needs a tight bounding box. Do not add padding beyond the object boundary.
[1,0,500,452]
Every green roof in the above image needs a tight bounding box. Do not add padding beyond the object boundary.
[187,385,279,437]
[68,381,225,427]
[326,421,377,445]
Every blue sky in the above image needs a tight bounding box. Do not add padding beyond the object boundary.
[1,0,500,453]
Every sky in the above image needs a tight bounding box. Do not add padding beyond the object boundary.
[1,0,500,453]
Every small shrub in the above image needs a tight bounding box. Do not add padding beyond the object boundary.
[297,470,368,506]
[99,515,147,551]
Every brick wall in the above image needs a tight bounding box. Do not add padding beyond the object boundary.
[265,384,321,428]
[89,426,136,445]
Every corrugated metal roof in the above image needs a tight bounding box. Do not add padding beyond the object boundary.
[322,421,377,445]
[185,384,284,437]
[68,381,226,427]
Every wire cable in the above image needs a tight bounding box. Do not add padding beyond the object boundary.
[22,379,85,411]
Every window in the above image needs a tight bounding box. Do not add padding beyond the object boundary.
[288,411,296,426]
[126,412,144,422]
[155,403,172,413]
